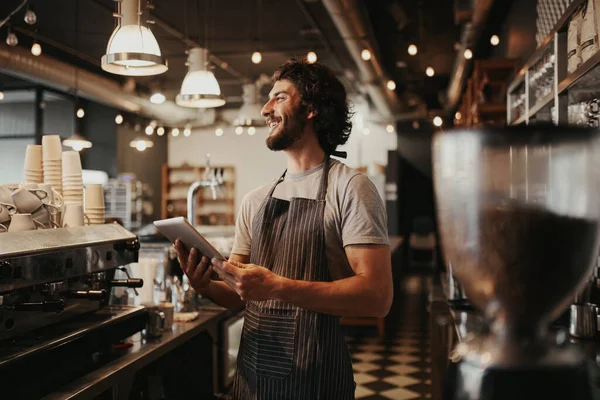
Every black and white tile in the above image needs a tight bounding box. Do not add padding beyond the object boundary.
[345,274,433,399]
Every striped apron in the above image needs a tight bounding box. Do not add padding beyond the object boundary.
[232,158,355,399]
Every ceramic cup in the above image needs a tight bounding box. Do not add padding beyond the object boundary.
[8,213,44,232]
[0,186,14,204]
[38,184,64,208]
[32,206,60,228]
[11,188,44,214]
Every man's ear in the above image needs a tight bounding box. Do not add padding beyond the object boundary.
[306,105,318,120]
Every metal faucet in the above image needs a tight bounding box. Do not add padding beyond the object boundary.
[187,153,225,224]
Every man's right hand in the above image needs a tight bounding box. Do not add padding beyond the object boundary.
[174,239,213,292]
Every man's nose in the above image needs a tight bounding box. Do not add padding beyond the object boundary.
[261,100,273,117]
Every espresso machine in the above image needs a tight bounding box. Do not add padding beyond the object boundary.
[433,126,600,400]
[0,223,147,398]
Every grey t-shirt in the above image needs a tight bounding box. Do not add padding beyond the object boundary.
[232,159,389,280]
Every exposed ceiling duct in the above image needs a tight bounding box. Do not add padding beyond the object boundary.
[445,0,496,112]
[321,0,402,119]
[0,43,198,124]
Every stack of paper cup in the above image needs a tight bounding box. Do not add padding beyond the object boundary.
[62,151,84,207]
[24,145,43,184]
[84,184,105,225]
[42,135,63,194]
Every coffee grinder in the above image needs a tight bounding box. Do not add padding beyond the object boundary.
[433,126,600,400]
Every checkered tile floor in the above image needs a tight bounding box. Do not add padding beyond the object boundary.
[344,274,432,399]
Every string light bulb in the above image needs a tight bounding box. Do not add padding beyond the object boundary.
[248,127,256,135]
[76,108,85,118]
[491,35,500,46]
[387,80,396,90]
[455,111,462,121]
[215,128,224,137]
[408,44,418,56]
[31,41,42,56]
[171,128,180,137]
[115,114,123,124]
[6,29,18,46]
[426,67,435,77]
[157,126,165,136]
[386,124,395,133]
[307,51,318,64]
[235,126,243,135]
[24,5,37,25]
[433,116,443,127]
[251,51,262,64]
[150,92,166,104]
[183,128,191,137]
[145,125,154,135]
[361,49,372,61]
[464,49,473,60]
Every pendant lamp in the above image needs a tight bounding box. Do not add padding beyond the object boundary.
[176,47,225,108]
[233,83,264,127]
[101,0,168,76]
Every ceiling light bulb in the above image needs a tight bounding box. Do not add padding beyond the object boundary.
[307,51,318,64]
[183,128,191,137]
[408,44,418,56]
[248,127,256,135]
[31,42,42,56]
[115,114,124,124]
[171,128,180,137]
[136,141,147,151]
[150,120,158,128]
[215,128,224,137]
[76,108,85,118]
[455,111,462,120]
[6,31,17,46]
[361,49,372,61]
[387,80,396,90]
[426,67,435,77]
[251,51,262,64]
[433,116,443,127]
[72,142,84,152]
[24,7,37,25]
[464,49,473,60]
[145,125,154,135]
[157,126,165,136]
[235,126,243,135]
[386,124,395,133]
[150,92,166,104]
[491,35,500,46]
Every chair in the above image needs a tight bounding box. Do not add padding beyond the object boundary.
[408,216,437,269]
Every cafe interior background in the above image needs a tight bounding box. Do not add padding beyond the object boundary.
[0,0,571,398]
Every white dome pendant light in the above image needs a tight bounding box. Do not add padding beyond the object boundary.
[176,47,225,108]
[101,0,168,76]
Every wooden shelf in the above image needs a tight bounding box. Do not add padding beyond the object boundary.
[162,163,236,226]
[477,103,507,115]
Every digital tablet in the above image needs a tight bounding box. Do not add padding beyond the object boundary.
[153,217,226,263]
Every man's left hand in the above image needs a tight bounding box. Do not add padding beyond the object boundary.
[211,258,284,302]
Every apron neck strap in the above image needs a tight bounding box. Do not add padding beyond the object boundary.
[267,156,331,200]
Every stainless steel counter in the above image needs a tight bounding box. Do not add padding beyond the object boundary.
[42,306,233,400]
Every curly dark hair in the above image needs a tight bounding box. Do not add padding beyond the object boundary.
[272,58,353,155]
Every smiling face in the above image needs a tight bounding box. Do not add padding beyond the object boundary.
[261,79,309,151]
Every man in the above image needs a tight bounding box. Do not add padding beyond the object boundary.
[175,58,393,399]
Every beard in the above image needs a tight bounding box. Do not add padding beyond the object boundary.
[266,110,307,151]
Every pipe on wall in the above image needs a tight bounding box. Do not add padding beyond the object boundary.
[0,44,199,124]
